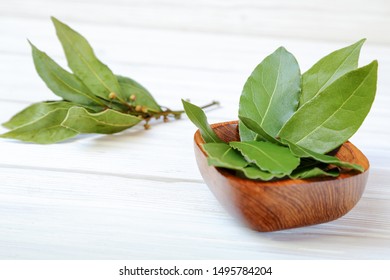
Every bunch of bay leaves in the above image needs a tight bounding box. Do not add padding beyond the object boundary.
[1,17,216,144]
[183,40,378,180]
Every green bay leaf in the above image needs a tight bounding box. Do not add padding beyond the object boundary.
[279,61,378,154]
[282,139,364,172]
[51,17,123,100]
[239,47,301,137]
[30,42,106,108]
[203,143,248,169]
[240,166,276,181]
[117,75,161,112]
[202,143,275,180]
[182,100,222,143]
[2,101,75,129]
[61,107,141,134]
[290,167,339,179]
[0,108,78,144]
[238,121,257,141]
[239,116,279,144]
[229,141,300,175]
[300,39,365,106]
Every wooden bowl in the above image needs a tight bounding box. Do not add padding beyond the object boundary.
[194,121,369,232]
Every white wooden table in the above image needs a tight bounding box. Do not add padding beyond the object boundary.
[0,0,389,259]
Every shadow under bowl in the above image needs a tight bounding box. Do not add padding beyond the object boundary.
[194,121,369,232]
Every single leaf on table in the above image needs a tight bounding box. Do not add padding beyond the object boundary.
[2,101,75,129]
[61,107,141,134]
[51,17,124,100]
[290,167,339,179]
[229,141,300,175]
[282,139,364,172]
[239,116,280,144]
[238,121,257,141]
[182,100,222,143]
[279,61,378,154]
[30,42,106,108]
[0,108,78,144]
[117,75,161,111]
[202,143,275,180]
[300,39,365,106]
[239,47,301,137]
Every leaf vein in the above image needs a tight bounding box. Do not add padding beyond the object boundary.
[315,44,361,95]
[260,55,281,126]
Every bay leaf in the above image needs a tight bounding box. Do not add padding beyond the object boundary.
[117,75,161,112]
[239,116,279,144]
[182,100,222,143]
[290,167,339,179]
[279,61,378,154]
[282,139,364,172]
[238,121,257,141]
[300,39,365,106]
[51,17,123,100]
[2,101,75,129]
[229,141,300,175]
[202,143,275,180]
[0,108,78,144]
[239,47,301,137]
[240,166,276,181]
[30,42,106,108]
[61,107,141,134]
[203,142,248,169]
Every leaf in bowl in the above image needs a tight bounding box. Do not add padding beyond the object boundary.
[229,141,300,175]
[239,47,301,138]
[279,61,378,154]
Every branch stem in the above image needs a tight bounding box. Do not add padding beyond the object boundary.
[160,100,220,116]
[108,97,220,125]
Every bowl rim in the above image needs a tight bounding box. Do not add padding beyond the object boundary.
[194,120,370,187]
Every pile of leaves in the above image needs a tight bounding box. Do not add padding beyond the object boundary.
[183,40,378,180]
[1,17,217,144]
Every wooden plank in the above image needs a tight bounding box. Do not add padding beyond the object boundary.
[0,167,389,259]
[0,0,389,45]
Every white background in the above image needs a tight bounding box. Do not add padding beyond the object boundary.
[0,0,389,259]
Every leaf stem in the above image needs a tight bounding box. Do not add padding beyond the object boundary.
[109,96,220,126]
[160,100,220,117]
[115,96,135,111]
[145,100,220,123]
